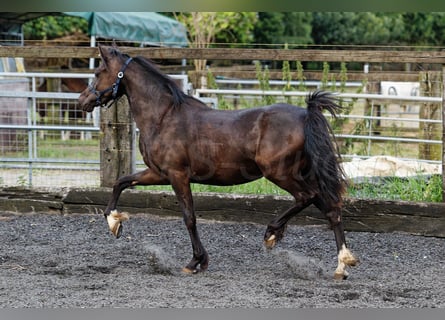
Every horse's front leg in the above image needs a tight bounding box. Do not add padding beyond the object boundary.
[104,168,169,238]
[169,171,209,274]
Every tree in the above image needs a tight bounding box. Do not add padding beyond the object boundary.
[213,12,257,45]
[281,12,313,45]
[253,12,285,46]
[253,12,313,47]
[401,12,445,46]
[174,12,257,71]
[23,15,87,40]
[311,12,406,46]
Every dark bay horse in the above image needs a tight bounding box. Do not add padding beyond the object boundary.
[78,46,358,280]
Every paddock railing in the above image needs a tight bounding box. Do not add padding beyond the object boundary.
[0,71,188,188]
[0,71,443,189]
[195,88,442,162]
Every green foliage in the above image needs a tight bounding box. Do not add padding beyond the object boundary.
[309,12,445,47]
[206,69,217,89]
[253,12,284,45]
[281,12,313,45]
[253,12,313,46]
[401,12,445,46]
[23,16,88,40]
[255,61,276,105]
[282,59,293,104]
[311,12,403,46]
[295,61,306,105]
[174,12,257,47]
[17,175,28,187]
[281,44,294,104]
[213,12,258,45]
[140,175,442,203]
[21,12,445,49]
[321,62,330,89]
[348,175,442,202]
[206,68,230,110]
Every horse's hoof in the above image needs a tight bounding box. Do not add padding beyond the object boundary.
[345,256,359,267]
[107,210,129,238]
[182,267,199,274]
[333,271,349,280]
[264,235,276,249]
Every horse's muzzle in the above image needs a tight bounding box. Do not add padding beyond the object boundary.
[78,92,96,112]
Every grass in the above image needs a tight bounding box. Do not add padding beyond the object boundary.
[347,175,442,202]
[1,136,100,160]
[137,178,289,196]
[2,134,442,202]
[36,137,99,160]
[138,175,443,203]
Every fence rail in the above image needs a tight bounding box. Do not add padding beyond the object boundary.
[0,71,443,189]
[195,88,443,167]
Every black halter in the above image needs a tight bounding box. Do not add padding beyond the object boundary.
[88,57,133,108]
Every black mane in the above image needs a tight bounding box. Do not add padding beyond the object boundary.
[132,55,187,107]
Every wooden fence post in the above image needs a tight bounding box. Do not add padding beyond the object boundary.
[99,96,135,188]
[419,71,442,161]
[442,65,445,202]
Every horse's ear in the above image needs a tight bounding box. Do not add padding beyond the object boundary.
[98,45,110,66]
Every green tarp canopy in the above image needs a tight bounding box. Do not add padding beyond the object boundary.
[64,12,188,47]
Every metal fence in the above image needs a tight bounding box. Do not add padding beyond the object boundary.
[194,88,443,163]
[0,71,99,187]
[0,71,443,188]
[0,72,188,188]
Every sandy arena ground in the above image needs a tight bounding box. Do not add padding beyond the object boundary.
[1,212,444,307]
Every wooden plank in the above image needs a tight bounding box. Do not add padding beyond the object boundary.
[61,188,445,237]
[0,187,64,214]
[2,46,445,64]
[196,70,423,83]
[1,187,444,237]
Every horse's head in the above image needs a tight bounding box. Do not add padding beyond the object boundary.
[79,45,133,112]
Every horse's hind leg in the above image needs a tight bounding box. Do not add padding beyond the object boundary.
[104,168,168,238]
[264,198,315,248]
[314,200,358,279]
[258,160,316,248]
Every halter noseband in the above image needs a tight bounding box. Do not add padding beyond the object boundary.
[88,57,133,108]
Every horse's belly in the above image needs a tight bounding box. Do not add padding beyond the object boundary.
[190,161,262,185]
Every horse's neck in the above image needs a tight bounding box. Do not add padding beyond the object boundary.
[123,71,207,131]
[124,82,175,131]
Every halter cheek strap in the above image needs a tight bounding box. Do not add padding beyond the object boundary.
[112,57,133,98]
[89,57,133,107]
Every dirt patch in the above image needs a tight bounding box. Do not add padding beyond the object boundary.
[0,212,444,307]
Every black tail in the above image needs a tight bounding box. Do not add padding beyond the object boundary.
[303,90,347,207]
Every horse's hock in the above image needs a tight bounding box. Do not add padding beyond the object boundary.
[1,187,444,238]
